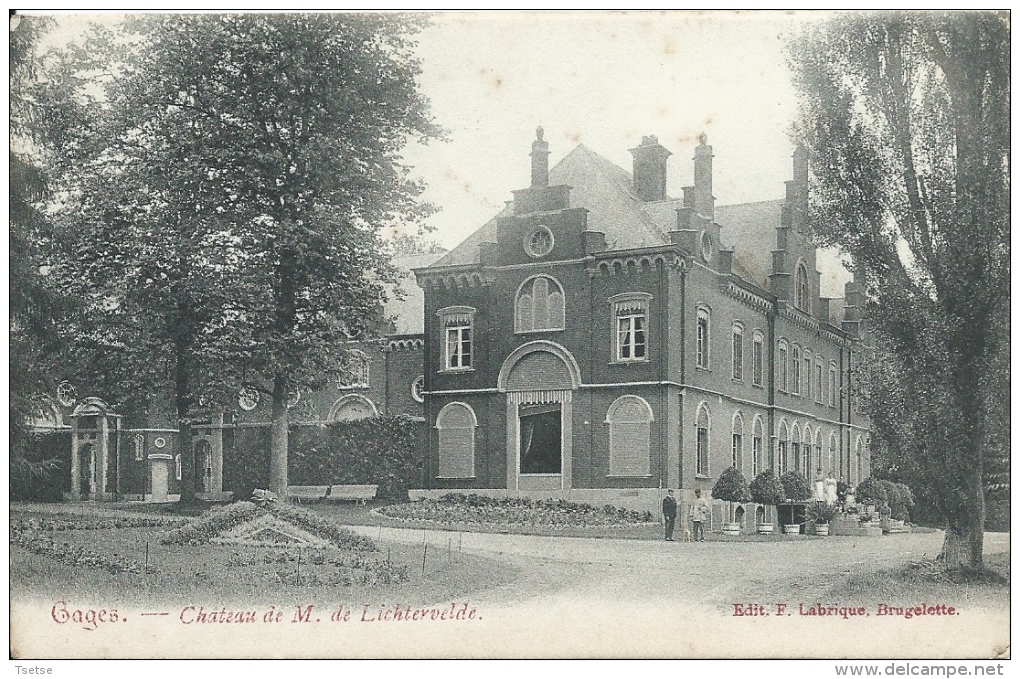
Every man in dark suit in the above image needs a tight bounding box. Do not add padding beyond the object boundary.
[662,489,677,541]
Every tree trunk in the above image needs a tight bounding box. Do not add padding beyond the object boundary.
[937,525,968,569]
[174,337,198,506]
[268,373,288,498]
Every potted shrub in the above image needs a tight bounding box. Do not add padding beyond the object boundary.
[806,502,838,536]
[712,466,751,536]
[779,470,811,534]
[750,470,784,534]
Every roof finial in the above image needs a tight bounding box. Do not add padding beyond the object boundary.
[698,132,708,146]
[536,126,544,141]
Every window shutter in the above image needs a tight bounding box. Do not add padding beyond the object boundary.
[610,421,650,476]
[438,427,474,478]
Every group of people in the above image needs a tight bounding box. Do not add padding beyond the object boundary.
[660,488,710,542]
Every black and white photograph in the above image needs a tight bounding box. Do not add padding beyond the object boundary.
[9,10,1010,663]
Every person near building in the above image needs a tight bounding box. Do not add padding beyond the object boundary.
[662,489,677,541]
[689,488,710,542]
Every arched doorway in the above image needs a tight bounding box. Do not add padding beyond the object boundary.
[78,443,95,498]
[194,439,213,493]
[498,341,581,491]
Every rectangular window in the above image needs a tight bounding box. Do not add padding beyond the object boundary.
[792,442,801,475]
[731,433,742,472]
[829,367,837,407]
[732,327,744,381]
[617,314,646,361]
[696,311,710,369]
[778,441,788,475]
[752,435,762,477]
[792,349,801,394]
[816,363,824,403]
[445,324,472,370]
[696,426,709,476]
[752,335,764,387]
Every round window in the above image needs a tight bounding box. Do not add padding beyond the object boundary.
[56,381,77,407]
[238,387,260,411]
[411,375,425,403]
[524,226,554,258]
[153,436,167,449]
[700,231,713,262]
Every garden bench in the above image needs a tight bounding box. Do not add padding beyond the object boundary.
[286,485,330,503]
[325,484,378,505]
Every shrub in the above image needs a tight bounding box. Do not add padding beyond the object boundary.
[10,431,71,501]
[712,466,751,504]
[380,493,655,527]
[268,503,377,553]
[750,470,785,507]
[855,477,888,510]
[159,501,262,546]
[779,470,811,502]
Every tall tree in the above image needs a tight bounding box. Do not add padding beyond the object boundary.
[788,12,1009,568]
[52,14,441,498]
[10,14,62,483]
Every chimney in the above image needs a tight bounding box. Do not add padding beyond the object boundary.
[694,133,714,219]
[530,126,549,187]
[629,135,671,202]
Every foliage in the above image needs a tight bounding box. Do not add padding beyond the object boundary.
[388,232,447,256]
[10,431,70,501]
[11,514,183,533]
[779,470,812,502]
[10,519,149,574]
[159,501,262,546]
[289,416,425,500]
[379,494,655,527]
[712,466,752,503]
[806,502,839,525]
[159,500,376,552]
[750,470,785,507]
[788,12,1009,569]
[855,477,888,509]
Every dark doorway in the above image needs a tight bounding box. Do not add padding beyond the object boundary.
[78,444,94,496]
[519,404,561,474]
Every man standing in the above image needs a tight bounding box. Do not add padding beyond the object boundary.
[689,488,710,542]
[662,489,677,541]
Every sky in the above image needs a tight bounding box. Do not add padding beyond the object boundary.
[34,10,851,296]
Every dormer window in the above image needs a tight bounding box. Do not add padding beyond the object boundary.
[515,275,565,333]
[795,260,811,312]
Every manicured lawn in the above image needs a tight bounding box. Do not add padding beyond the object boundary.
[10,507,519,608]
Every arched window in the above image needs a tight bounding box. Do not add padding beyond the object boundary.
[801,424,812,477]
[752,416,765,477]
[813,428,824,479]
[791,423,802,475]
[802,349,812,399]
[515,275,565,333]
[751,330,765,387]
[696,404,711,477]
[855,436,865,484]
[329,394,378,422]
[338,350,370,389]
[828,362,838,407]
[437,402,476,478]
[731,412,744,472]
[815,355,824,403]
[795,260,810,312]
[777,340,789,392]
[791,346,801,395]
[174,454,182,481]
[731,323,744,381]
[828,432,838,477]
[777,421,789,474]
[134,434,145,462]
[696,306,711,369]
[607,396,654,477]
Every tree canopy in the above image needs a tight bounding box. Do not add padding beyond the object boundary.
[788,11,1009,568]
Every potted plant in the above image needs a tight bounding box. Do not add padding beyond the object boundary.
[806,502,838,536]
[712,466,751,536]
[779,470,811,534]
[750,469,784,534]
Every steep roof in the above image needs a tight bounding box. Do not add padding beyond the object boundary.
[384,251,446,334]
[424,143,845,296]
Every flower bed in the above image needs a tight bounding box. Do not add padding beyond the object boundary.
[378,493,655,528]
[160,501,377,552]
[225,547,408,586]
[11,528,148,574]
[11,514,185,534]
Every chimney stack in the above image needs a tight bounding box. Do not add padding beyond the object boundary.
[629,135,671,202]
[694,133,714,220]
[531,126,550,187]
